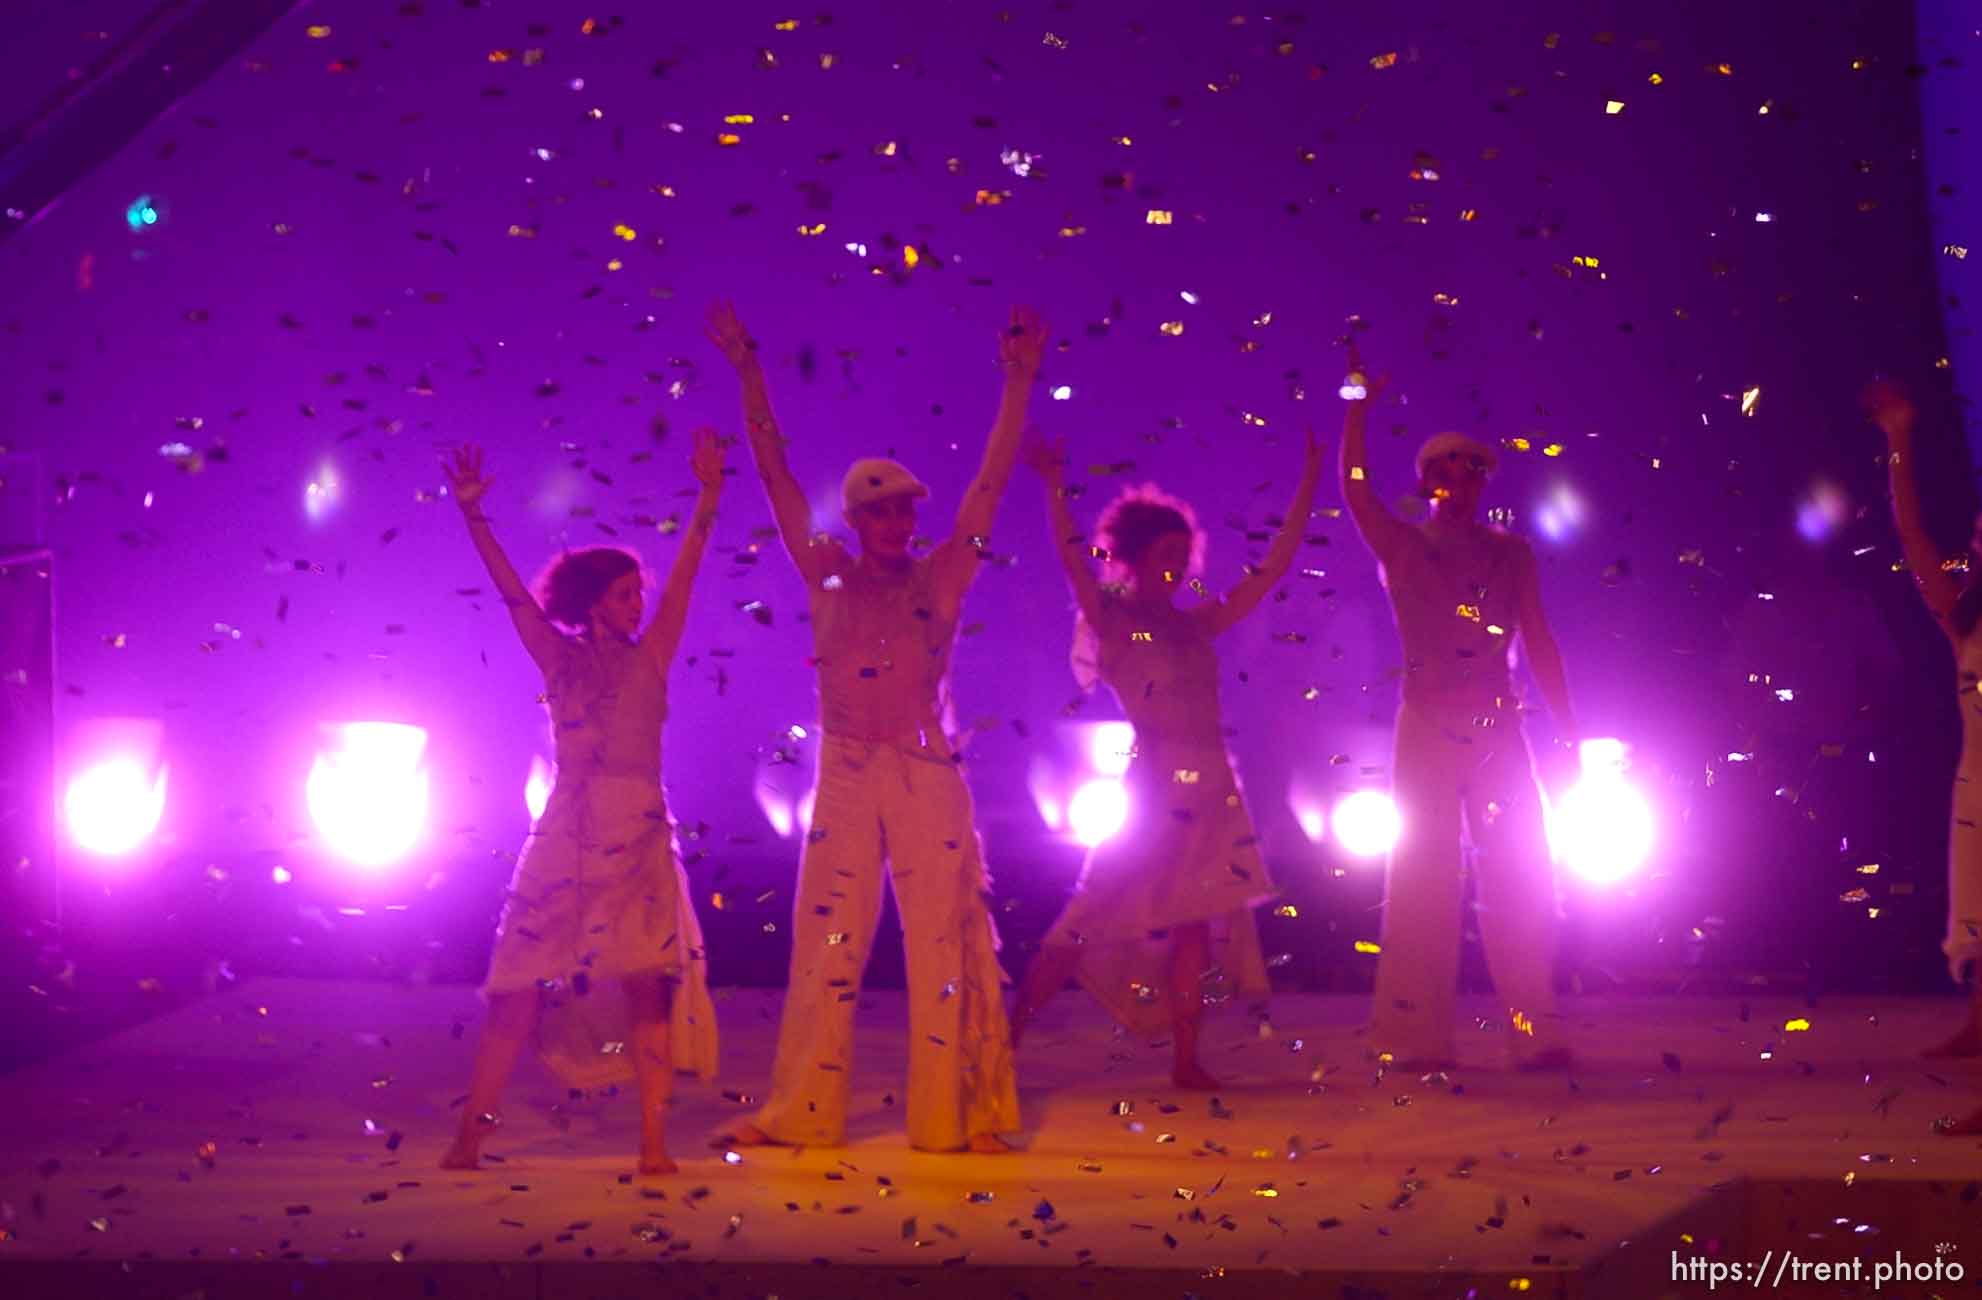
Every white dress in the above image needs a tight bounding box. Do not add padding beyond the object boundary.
[481,630,719,1091]
[1043,595,1274,1037]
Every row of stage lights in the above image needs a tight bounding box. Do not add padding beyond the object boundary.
[1034,722,1657,887]
[59,718,1655,887]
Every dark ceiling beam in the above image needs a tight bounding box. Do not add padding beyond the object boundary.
[0,0,302,245]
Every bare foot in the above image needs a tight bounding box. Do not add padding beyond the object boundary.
[724,1123,786,1148]
[1172,1063,1221,1091]
[1925,1026,1981,1059]
[967,1133,1015,1154]
[439,1138,481,1170]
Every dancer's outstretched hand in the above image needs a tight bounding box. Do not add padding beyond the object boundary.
[1862,379,1915,444]
[442,444,491,508]
[1022,431,1068,484]
[690,425,725,489]
[999,305,1049,377]
[705,300,757,370]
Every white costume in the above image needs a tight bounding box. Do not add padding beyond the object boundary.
[1367,521,1560,1063]
[481,614,719,1092]
[1950,628,1982,984]
[1039,595,1273,1035]
[750,543,1020,1150]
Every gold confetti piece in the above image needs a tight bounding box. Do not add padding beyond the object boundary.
[1648,72,1664,85]
[611,223,637,241]
[1507,436,1532,452]
[488,49,512,63]
[716,132,742,146]
[1353,940,1381,954]
[1043,32,1068,48]
[1113,134,1133,146]
[819,52,836,69]
[307,24,332,38]
[1605,100,1626,114]
[902,246,920,269]
[1058,225,1087,237]
[724,113,756,124]
[875,140,898,156]
[1740,385,1761,416]
[1370,51,1398,69]
[1785,1018,1811,1032]
[1857,863,1881,875]
[1274,905,1298,918]
[605,258,623,271]
[1712,61,1733,75]
[797,222,827,236]
[1485,623,1506,636]
[1946,245,1970,260]
[1145,209,1174,225]
[1542,443,1564,456]
[775,18,799,31]
[1455,604,1481,621]
[1241,411,1267,426]
[974,189,1009,205]
[1432,291,1460,306]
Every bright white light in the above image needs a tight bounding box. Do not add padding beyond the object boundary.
[1180,290,1199,305]
[1549,775,1655,885]
[1295,805,1327,843]
[796,787,816,834]
[1535,482,1587,542]
[65,759,167,857]
[1338,372,1368,401]
[304,463,341,521]
[1331,791,1400,858]
[525,755,554,822]
[1051,385,1073,401]
[1087,721,1136,777]
[306,723,429,869]
[1068,777,1128,846]
[1579,737,1626,771]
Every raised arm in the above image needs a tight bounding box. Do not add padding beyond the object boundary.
[706,301,842,586]
[1866,379,1961,632]
[1024,433,1108,634]
[940,306,1049,585]
[1511,537,1577,742]
[442,444,567,674]
[1337,344,1414,562]
[639,427,725,669]
[1201,427,1324,637]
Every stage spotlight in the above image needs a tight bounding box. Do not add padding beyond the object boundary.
[1294,804,1327,844]
[306,722,429,869]
[1549,739,1654,885]
[1330,790,1400,859]
[1087,721,1136,778]
[1067,777,1128,847]
[524,755,553,823]
[64,758,167,858]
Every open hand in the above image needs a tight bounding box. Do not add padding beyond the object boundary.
[999,305,1049,377]
[690,425,725,489]
[1862,378,1915,443]
[1022,431,1069,482]
[705,300,757,369]
[441,444,491,508]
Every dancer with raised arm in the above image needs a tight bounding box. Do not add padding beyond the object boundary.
[1009,430,1321,1089]
[706,300,1046,1152]
[1865,379,1982,1136]
[1339,342,1576,1071]
[438,430,724,1176]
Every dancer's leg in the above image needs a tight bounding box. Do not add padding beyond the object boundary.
[1369,708,1465,1067]
[1467,726,1566,1068]
[623,973,677,1173]
[1011,944,1083,1047]
[442,988,542,1168]
[884,754,1019,1152]
[741,745,885,1147]
[1168,921,1217,1089]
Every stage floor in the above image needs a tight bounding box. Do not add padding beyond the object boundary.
[2,979,1978,1298]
